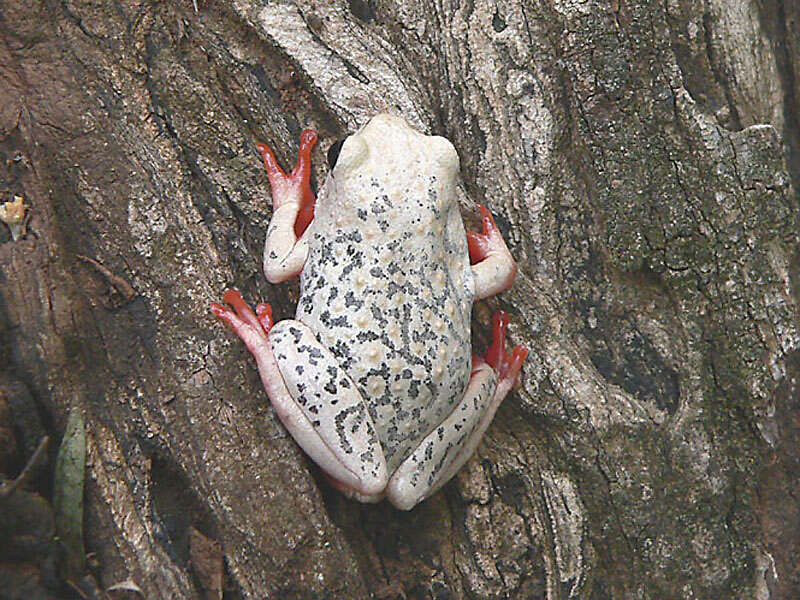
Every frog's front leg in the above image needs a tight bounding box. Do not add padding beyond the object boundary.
[467,204,518,300]
[212,290,388,496]
[258,130,318,283]
[386,312,528,510]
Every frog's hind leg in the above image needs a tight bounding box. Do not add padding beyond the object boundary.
[212,289,388,497]
[467,204,517,300]
[268,319,389,497]
[386,311,527,510]
[258,130,318,283]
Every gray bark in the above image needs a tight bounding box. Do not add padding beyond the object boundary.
[1,0,798,598]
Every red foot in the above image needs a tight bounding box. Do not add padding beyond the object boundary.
[255,302,274,333]
[210,288,273,337]
[484,311,528,383]
[466,204,501,265]
[257,129,318,238]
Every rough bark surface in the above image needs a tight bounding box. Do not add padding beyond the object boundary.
[1,0,798,598]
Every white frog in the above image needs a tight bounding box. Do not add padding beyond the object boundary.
[212,114,526,510]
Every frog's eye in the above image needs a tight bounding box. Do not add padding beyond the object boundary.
[327,138,346,169]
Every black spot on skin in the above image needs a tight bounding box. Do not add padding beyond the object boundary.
[339,230,363,243]
[340,251,364,276]
[344,291,363,309]
[369,305,387,327]
[328,315,350,327]
[297,344,324,360]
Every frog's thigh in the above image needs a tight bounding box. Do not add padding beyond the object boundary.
[269,320,388,496]
[386,363,499,510]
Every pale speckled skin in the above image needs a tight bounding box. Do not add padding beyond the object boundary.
[215,113,520,510]
[293,115,476,471]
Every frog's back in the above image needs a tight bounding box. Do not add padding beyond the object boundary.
[297,165,474,470]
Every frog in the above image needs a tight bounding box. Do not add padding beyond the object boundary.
[212,114,527,510]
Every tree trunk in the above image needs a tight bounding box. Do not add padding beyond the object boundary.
[1,0,798,598]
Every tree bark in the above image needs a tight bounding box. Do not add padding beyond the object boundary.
[1,0,798,598]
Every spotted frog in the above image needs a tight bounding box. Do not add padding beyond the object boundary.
[212,114,526,510]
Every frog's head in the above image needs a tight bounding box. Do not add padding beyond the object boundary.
[326,114,460,201]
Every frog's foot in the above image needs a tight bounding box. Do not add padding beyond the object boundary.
[386,311,527,510]
[255,302,274,333]
[484,310,528,398]
[211,289,272,353]
[467,204,517,300]
[257,130,317,234]
[259,130,318,283]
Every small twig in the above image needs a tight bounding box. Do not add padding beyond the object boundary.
[0,435,49,500]
[77,254,138,302]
